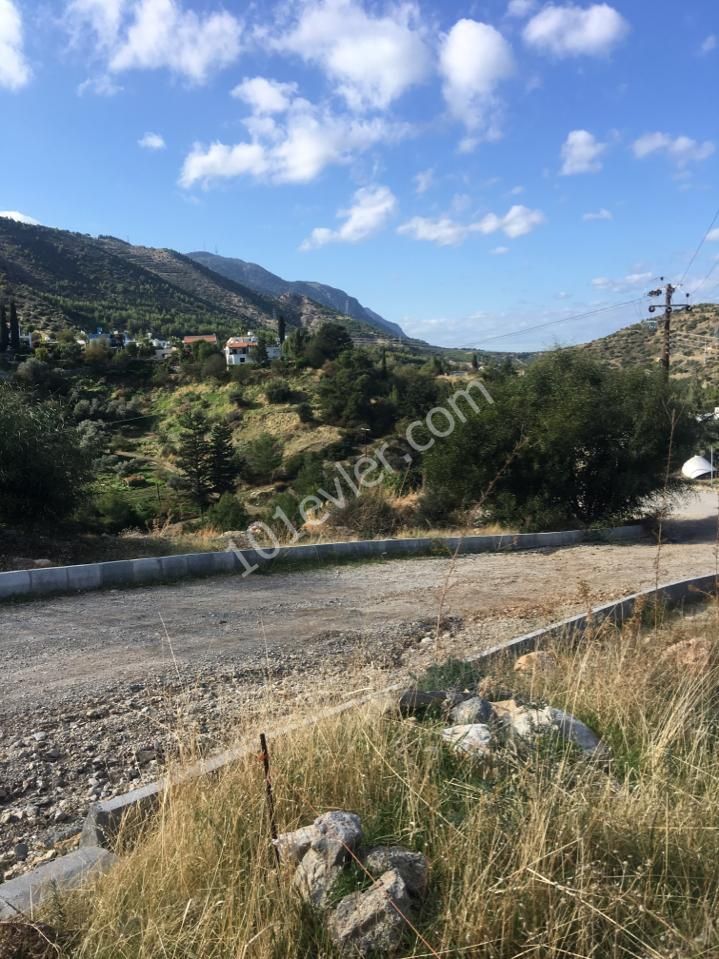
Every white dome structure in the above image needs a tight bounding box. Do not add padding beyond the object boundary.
[681,455,714,480]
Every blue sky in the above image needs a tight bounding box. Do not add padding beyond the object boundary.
[1,0,718,349]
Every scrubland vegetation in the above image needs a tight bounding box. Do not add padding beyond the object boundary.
[44,600,719,957]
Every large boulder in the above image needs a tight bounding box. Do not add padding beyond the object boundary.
[328,869,412,956]
[362,846,428,899]
[441,723,492,757]
[449,696,493,726]
[490,699,608,759]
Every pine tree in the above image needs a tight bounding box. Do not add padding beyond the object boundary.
[0,305,7,353]
[472,353,479,371]
[9,301,20,351]
[208,422,236,493]
[252,340,269,367]
[176,410,212,506]
[278,313,286,344]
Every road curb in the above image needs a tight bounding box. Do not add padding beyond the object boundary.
[0,524,644,602]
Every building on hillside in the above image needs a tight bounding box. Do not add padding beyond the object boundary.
[224,333,281,366]
[183,334,218,348]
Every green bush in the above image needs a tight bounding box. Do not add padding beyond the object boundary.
[206,493,249,532]
[330,490,399,538]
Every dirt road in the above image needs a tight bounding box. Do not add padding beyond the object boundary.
[1,489,718,880]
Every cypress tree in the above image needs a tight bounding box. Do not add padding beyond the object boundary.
[9,301,20,351]
[0,305,7,353]
[208,421,236,493]
[278,313,286,344]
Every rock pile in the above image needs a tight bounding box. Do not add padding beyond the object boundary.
[275,811,428,956]
[399,680,608,761]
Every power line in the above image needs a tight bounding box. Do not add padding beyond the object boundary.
[680,205,719,285]
[472,296,646,347]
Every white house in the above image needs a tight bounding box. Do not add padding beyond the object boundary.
[224,333,281,366]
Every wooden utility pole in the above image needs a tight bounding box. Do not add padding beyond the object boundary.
[647,280,691,377]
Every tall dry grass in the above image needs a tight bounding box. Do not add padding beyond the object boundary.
[55,606,719,958]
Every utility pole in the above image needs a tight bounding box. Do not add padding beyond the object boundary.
[647,279,692,377]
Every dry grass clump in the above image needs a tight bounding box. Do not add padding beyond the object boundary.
[55,607,719,957]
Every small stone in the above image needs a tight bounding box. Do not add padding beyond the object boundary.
[292,847,344,907]
[449,696,493,726]
[441,723,492,757]
[362,846,428,899]
[13,841,28,862]
[328,869,412,957]
[274,825,318,864]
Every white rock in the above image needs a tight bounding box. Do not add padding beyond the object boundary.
[328,868,412,956]
[441,724,492,756]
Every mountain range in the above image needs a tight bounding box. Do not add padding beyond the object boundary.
[0,217,404,342]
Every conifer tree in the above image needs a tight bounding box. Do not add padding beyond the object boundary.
[0,305,7,353]
[9,301,20,351]
[176,410,212,506]
[278,313,286,344]
[208,421,236,493]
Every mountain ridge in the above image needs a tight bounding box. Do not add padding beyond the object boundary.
[188,250,406,339]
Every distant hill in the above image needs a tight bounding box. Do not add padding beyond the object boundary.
[189,251,406,340]
[0,219,386,341]
[579,303,719,382]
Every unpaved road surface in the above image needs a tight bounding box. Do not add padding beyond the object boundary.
[1,489,718,882]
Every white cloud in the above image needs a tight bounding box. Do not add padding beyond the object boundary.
[300,185,396,250]
[77,73,123,95]
[583,208,613,221]
[509,184,524,195]
[138,131,166,150]
[398,216,469,246]
[560,129,607,174]
[700,34,716,55]
[0,0,30,90]
[491,245,510,254]
[524,3,629,57]
[632,132,715,166]
[707,228,719,242]
[592,270,652,293]
[398,204,544,246]
[68,0,242,83]
[231,76,298,114]
[275,0,431,111]
[180,95,406,187]
[507,0,535,18]
[0,210,40,225]
[439,19,514,135]
[414,168,434,194]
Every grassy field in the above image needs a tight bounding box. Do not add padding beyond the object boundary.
[36,599,719,958]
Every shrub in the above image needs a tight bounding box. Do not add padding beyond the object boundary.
[296,401,314,423]
[330,490,399,538]
[206,493,249,532]
[265,381,294,404]
[242,433,283,484]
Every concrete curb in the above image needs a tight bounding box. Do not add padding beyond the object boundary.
[0,524,644,603]
[5,563,713,918]
[0,847,117,920]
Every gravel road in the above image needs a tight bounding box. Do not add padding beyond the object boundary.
[1,489,718,882]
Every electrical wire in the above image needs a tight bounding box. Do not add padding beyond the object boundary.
[680,205,719,285]
[472,296,646,347]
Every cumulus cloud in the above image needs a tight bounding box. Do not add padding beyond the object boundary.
[180,92,407,187]
[274,0,431,111]
[231,76,298,113]
[560,129,606,174]
[138,131,165,150]
[0,0,30,90]
[66,0,242,83]
[0,210,40,225]
[300,185,396,250]
[524,3,628,57]
[397,204,544,246]
[583,208,612,221]
[439,19,514,136]
[632,132,715,166]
